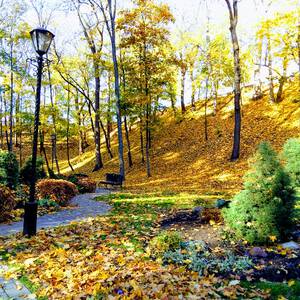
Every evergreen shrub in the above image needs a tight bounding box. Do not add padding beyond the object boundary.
[223,142,296,244]
[0,150,19,189]
[282,138,300,187]
[20,156,46,185]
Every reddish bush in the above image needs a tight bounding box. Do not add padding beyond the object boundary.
[77,178,97,193]
[0,185,16,222]
[36,179,78,206]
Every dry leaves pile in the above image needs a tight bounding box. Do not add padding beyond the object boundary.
[79,83,300,195]
[0,201,269,299]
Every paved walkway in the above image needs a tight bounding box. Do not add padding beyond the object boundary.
[0,188,111,237]
[0,189,112,299]
[0,265,34,300]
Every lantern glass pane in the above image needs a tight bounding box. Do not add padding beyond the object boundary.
[37,30,53,54]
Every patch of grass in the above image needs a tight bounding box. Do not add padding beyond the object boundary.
[19,275,38,292]
[242,280,300,300]
[95,192,220,210]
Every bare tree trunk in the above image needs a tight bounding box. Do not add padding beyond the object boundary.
[225,0,242,161]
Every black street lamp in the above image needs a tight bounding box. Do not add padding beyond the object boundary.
[23,28,55,236]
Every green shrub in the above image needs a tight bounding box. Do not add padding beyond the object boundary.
[0,151,19,189]
[37,198,60,209]
[0,184,16,222]
[20,156,46,185]
[148,231,183,257]
[282,138,300,187]
[223,142,296,244]
[36,179,78,206]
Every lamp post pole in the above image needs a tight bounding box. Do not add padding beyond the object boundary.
[23,54,44,236]
[23,27,54,237]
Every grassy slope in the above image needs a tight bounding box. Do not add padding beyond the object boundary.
[47,81,300,195]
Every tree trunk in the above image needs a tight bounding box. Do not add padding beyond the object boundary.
[213,81,218,115]
[204,78,209,141]
[110,13,125,179]
[99,119,113,159]
[180,58,186,113]
[9,41,13,152]
[66,88,74,172]
[145,104,151,177]
[267,35,275,103]
[0,92,3,149]
[87,100,95,134]
[190,69,196,107]
[40,130,53,177]
[74,91,83,155]
[93,66,103,171]
[225,0,242,161]
[4,93,9,150]
[47,67,60,174]
[252,40,263,100]
[140,118,145,164]
[107,71,112,150]
[124,116,133,167]
[297,20,300,99]
[275,56,288,103]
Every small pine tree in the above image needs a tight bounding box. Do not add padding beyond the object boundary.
[223,142,296,244]
[282,138,300,187]
[0,150,19,189]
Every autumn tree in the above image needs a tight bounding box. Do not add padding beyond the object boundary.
[118,0,174,177]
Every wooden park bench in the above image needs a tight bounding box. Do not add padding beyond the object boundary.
[98,173,124,189]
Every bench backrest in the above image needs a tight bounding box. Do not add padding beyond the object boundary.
[106,173,123,183]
